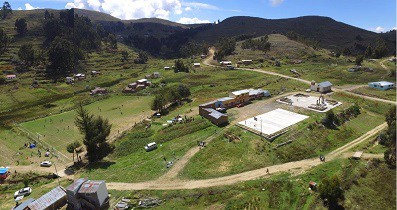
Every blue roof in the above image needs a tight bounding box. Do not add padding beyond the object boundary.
[318,81,332,87]
[0,168,9,174]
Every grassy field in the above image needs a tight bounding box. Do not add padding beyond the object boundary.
[78,118,218,182]
[352,86,396,101]
[104,158,396,210]
[19,95,153,160]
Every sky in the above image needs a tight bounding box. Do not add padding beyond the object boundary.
[8,0,396,33]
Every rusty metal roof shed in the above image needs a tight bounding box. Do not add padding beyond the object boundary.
[28,186,66,210]
[78,180,105,194]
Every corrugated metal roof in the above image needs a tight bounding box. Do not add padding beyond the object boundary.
[78,180,105,194]
[318,81,332,87]
[28,186,66,210]
[231,89,250,96]
[14,198,35,210]
[249,89,266,96]
[204,108,227,119]
[369,81,395,86]
[199,100,217,107]
[66,178,87,192]
[217,97,234,102]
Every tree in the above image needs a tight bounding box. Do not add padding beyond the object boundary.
[66,140,82,162]
[44,10,52,20]
[18,44,35,67]
[355,55,364,66]
[322,110,340,128]
[1,1,12,19]
[364,46,373,58]
[14,18,27,36]
[121,50,129,62]
[174,59,189,73]
[151,94,167,113]
[383,107,396,168]
[319,175,344,208]
[134,51,148,64]
[373,38,388,58]
[0,28,9,55]
[75,104,114,162]
[46,37,75,81]
[107,34,117,50]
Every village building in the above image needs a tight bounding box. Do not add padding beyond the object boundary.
[241,60,253,65]
[249,89,270,100]
[368,81,395,90]
[66,77,74,84]
[123,79,151,93]
[199,107,228,126]
[14,198,35,210]
[310,81,332,93]
[0,167,10,181]
[66,178,109,210]
[229,89,251,104]
[27,186,67,210]
[220,61,232,66]
[6,74,16,80]
[74,73,86,80]
[90,87,107,95]
[164,66,170,70]
[91,71,101,76]
[201,54,207,59]
[193,63,201,68]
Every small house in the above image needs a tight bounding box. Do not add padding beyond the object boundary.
[200,108,228,126]
[66,178,88,210]
[91,71,101,76]
[229,89,251,104]
[74,73,86,80]
[6,74,16,80]
[28,186,67,210]
[66,77,74,84]
[193,63,201,68]
[164,66,170,70]
[77,180,109,209]
[241,60,253,65]
[368,81,395,90]
[90,87,107,95]
[220,61,232,66]
[216,97,235,108]
[310,81,332,93]
[249,89,270,100]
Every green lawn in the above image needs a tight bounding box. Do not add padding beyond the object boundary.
[19,95,153,160]
[352,86,396,101]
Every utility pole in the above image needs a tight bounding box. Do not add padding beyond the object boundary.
[54,162,60,186]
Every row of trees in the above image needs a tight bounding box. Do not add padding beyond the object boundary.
[151,84,191,113]
[380,107,396,168]
[322,104,360,129]
[173,59,189,73]
[213,37,236,61]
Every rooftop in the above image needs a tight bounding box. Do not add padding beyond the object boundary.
[231,89,250,96]
[78,180,106,194]
[28,186,66,210]
[318,81,332,87]
[369,81,395,86]
[218,97,234,102]
[66,178,88,192]
[137,79,148,83]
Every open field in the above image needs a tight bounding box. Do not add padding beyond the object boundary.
[19,95,153,160]
[351,86,396,101]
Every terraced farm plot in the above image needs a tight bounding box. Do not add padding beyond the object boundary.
[19,95,153,160]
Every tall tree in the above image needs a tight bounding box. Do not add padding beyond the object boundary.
[151,94,167,113]
[75,104,114,162]
[0,28,9,56]
[1,1,12,19]
[46,37,75,81]
[383,107,396,168]
[355,55,364,66]
[14,18,27,36]
[18,44,35,67]
[319,175,344,208]
[373,38,388,58]
[66,140,82,162]
[364,46,373,58]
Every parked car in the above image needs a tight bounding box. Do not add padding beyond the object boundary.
[40,161,52,167]
[14,187,32,198]
[144,142,158,152]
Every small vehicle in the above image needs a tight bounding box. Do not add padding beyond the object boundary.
[40,161,52,167]
[14,187,32,198]
[144,142,158,152]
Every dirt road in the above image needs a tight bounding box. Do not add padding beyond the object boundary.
[106,123,386,190]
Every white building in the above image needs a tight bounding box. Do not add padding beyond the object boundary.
[310,81,332,93]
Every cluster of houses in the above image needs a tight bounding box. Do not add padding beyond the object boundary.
[123,78,151,93]
[145,72,160,79]
[15,178,109,210]
[199,88,270,126]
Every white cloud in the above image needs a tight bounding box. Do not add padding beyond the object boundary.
[185,7,192,11]
[17,7,22,10]
[375,26,385,33]
[177,17,210,24]
[269,0,284,6]
[182,2,218,10]
[65,0,183,20]
[24,3,39,10]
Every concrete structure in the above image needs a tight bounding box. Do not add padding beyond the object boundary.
[277,94,341,113]
[238,108,309,139]
[28,186,67,210]
[6,74,16,80]
[368,81,395,90]
[310,81,332,93]
[352,151,364,159]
